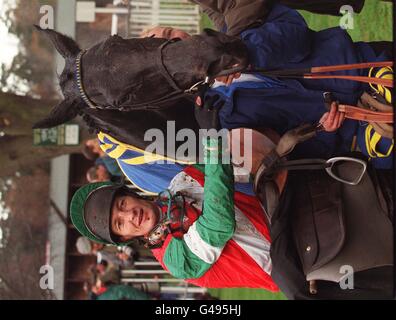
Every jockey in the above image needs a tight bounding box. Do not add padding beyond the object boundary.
[71,106,393,299]
[70,102,284,291]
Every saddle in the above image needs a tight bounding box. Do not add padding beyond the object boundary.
[254,125,393,292]
[290,166,393,283]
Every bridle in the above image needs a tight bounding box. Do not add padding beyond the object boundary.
[76,50,98,110]
[75,39,214,111]
[76,39,393,112]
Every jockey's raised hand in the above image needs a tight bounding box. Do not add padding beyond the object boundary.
[215,72,242,86]
[319,102,346,132]
[194,94,225,131]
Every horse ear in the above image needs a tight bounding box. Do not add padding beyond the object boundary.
[202,28,236,41]
[32,99,80,129]
[202,28,217,37]
[34,25,81,58]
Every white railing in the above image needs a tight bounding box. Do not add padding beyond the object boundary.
[121,260,207,299]
[129,0,201,37]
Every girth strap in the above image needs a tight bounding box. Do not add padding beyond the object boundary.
[254,123,318,193]
[253,124,321,223]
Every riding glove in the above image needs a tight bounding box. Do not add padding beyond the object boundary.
[194,93,225,131]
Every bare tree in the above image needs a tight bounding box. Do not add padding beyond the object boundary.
[0,0,94,300]
[0,211,51,299]
[0,0,58,98]
[0,92,93,177]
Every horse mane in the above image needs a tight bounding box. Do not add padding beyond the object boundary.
[94,35,168,56]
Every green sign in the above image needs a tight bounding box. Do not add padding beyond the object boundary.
[33,124,80,146]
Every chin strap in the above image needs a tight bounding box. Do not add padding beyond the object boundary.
[144,190,189,249]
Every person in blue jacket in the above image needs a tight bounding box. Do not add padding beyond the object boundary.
[213,3,392,166]
[143,3,392,169]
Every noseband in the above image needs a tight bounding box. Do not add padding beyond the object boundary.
[76,50,98,110]
[75,40,210,111]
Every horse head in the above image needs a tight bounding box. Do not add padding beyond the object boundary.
[32,26,249,129]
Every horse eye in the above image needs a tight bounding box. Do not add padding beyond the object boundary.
[117,94,130,106]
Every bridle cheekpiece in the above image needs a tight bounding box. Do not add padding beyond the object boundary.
[76,50,104,110]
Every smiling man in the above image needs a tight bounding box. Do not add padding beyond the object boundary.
[111,189,160,240]
[70,98,282,292]
[80,183,160,242]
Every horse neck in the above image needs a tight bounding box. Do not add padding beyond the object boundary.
[162,41,207,90]
[84,98,200,160]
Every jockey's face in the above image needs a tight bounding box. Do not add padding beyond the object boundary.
[110,195,160,240]
[142,26,191,40]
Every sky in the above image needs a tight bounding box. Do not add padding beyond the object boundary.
[0,0,17,245]
[0,180,11,248]
[0,0,30,94]
[0,0,19,68]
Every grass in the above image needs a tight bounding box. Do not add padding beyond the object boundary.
[202,2,393,301]
[201,13,214,30]
[208,288,287,300]
[300,1,393,41]
[202,1,393,41]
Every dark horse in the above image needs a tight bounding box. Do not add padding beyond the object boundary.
[33,27,249,159]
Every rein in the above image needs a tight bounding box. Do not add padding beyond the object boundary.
[243,61,394,88]
[338,104,393,123]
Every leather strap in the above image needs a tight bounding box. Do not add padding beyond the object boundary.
[275,124,318,157]
[276,159,330,171]
[311,61,393,74]
[253,124,318,193]
[305,74,392,88]
[247,61,394,88]
[338,104,394,123]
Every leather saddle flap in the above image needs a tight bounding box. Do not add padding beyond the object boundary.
[291,171,345,275]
